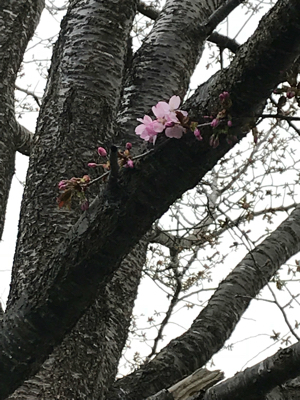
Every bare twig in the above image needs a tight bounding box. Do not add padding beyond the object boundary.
[15,84,41,107]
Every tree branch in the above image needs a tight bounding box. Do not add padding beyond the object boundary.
[14,123,34,156]
[147,368,224,400]
[15,84,41,107]
[137,1,160,20]
[137,1,241,53]
[202,340,300,400]
[203,0,246,35]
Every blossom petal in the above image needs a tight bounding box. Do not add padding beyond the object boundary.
[169,95,181,111]
[137,115,153,125]
[165,125,185,139]
[135,124,146,136]
[152,101,170,118]
[152,120,165,132]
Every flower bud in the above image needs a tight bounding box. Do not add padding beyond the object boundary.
[98,147,107,157]
[58,181,67,190]
[211,119,219,128]
[126,142,132,150]
[88,163,98,168]
[126,160,134,168]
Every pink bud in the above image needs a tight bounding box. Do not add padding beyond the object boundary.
[82,175,90,183]
[219,91,229,101]
[227,120,232,127]
[194,128,203,141]
[98,147,107,157]
[126,160,134,168]
[211,119,219,128]
[88,163,98,168]
[126,142,132,150]
[58,180,67,190]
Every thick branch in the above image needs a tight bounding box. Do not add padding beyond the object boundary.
[208,31,240,53]
[137,1,160,20]
[147,368,224,400]
[137,0,240,53]
[117,0,242,147]
[14,123,34,156]
[202,341,300,400]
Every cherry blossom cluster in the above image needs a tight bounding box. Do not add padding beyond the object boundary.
[135,95,202,144]
[58,93,234,211]
[57,144,134,210]
[57,175,90,210]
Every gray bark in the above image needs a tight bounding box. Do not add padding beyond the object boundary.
[9,241,147,400]
[5,1,140,399]
[201,341,300,400]
[0,0,44,239]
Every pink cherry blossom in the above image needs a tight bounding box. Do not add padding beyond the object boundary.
[152,95,186,125]
[98,147,107,157]
[135,115,164,143]
[219,91,230,102]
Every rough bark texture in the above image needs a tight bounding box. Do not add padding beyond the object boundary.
[8,0,138,310]
[5,1,140,399]
[266,377,300,400]
[115,0,231,147]
[9,241,146,400]
[0,0,44,240]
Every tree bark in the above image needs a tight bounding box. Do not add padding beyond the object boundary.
[8,241,147,400]
[0,0,44,239]
[201,341,300,400]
